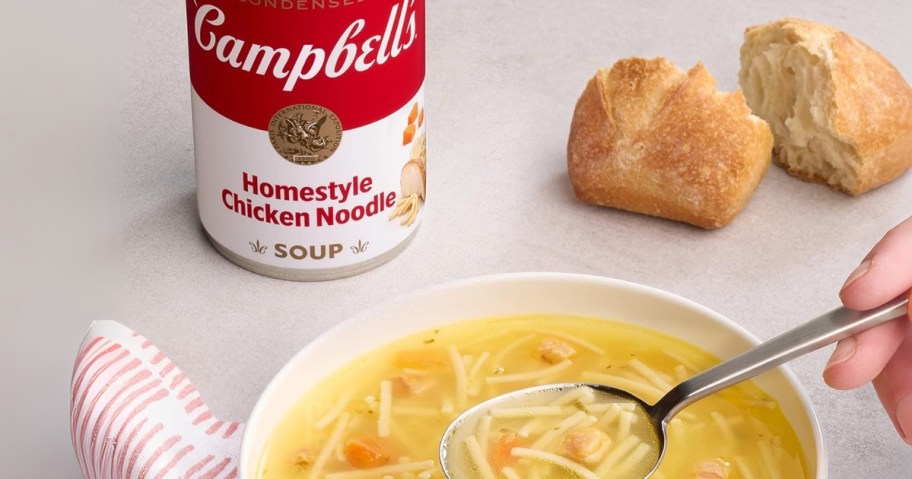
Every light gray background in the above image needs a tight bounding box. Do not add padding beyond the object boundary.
[3,0,912,478]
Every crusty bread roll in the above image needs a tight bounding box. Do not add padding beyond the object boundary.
[567,57,773,229]
[740,18,912,195]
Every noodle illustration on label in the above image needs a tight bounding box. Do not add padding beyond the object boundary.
[389,102,426,227]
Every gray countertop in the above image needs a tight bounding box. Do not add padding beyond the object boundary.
[4,0,912,477]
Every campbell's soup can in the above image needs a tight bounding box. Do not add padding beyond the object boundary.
[185,0,427,281]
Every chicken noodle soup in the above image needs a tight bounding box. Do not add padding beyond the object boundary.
[258,315,808,478]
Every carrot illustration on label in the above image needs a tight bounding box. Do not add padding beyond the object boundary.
[408,102,419,125]
[403,123,417,145]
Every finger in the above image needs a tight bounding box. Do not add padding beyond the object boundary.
[823,317,908,390]
[840,217,912,311]
[873,323,912,445]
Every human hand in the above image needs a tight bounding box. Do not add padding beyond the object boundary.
[823,216,912,445]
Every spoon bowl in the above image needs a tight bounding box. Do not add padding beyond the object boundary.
[441,383,664,479]
[440,296,909,479]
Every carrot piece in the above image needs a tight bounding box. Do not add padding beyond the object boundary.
[344,437,390,469]
[408,102,419,125]
[417,107,424,127]
[490,431,520,470]
[403,123,417,145]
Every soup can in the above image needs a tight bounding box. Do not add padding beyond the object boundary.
[185,0,427,281]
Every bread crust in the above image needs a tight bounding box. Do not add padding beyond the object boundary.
[567,58,773,229]
[742,18,912,195]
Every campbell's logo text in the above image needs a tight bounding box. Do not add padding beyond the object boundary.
[193,0,417,92]
[186,0,425,130]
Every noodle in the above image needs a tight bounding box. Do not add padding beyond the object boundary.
[529,411,592,450]
[734,456,758,479]
[465,435,496,479]
[486,359,573,384]
[378,381,392,438]
[468,351,491,378]
[448,345,468,408]
[477,415,493,458]
[594,435,641,476]
[580,372,664,402]
[501,467,522,479]
[490,406,567,418]
[314,392,352,430]
[308,413,351,479]
[490,333,537,368]
[661,348,700,371]
[711,411,735,442]
[759,439,782,479]
[628,358,673,391]
[616,410,635,440]
[551,385,597,405]
[511,448,600,479]
[615,443,654,475]
[593,403,623,430]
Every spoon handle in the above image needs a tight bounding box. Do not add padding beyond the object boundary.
[652,296,909,423]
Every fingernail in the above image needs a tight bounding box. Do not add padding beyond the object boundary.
[841,259,872,291]
[896,395,912,444]
[824,337,856,371]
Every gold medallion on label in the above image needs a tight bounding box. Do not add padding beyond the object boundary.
[268,104,343,165]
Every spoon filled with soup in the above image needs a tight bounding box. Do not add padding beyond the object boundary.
[440,297,908,479]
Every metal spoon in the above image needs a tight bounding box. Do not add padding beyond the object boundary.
[440,296,909,479]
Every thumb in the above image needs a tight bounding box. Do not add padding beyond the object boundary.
[840,217,912,311]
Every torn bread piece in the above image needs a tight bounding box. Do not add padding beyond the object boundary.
[740,18,912,195]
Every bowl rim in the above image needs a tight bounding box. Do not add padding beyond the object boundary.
[240,272,827,477]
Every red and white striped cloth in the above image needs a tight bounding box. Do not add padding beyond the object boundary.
[71,320,243,479]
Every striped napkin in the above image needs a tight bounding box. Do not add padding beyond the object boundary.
[70,320,243,479]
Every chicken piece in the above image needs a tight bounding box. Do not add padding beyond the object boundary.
[560,427,610,462]
[391,375,432,397]
[538,338,577,364]
[289,448,315,468]
[689,458,730,479]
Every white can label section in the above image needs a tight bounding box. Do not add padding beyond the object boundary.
[192,86,426,269]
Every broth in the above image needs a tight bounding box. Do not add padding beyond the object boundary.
[259,315,808,479]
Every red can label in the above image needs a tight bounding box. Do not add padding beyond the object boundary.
[186,0,427,277]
